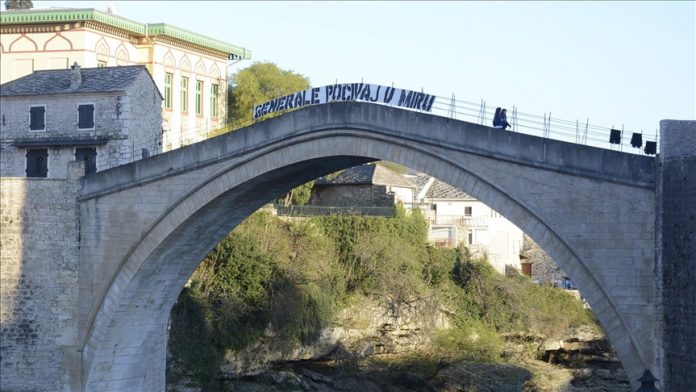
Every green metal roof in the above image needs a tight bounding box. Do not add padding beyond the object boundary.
[0,8,251,59]
[146,23,251,60]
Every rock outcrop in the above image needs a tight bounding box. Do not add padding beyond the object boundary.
[221,296,451,377]
[168,298,631,392]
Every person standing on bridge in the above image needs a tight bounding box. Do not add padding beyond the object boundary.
[500,108,511,130]
[493,107,503,128]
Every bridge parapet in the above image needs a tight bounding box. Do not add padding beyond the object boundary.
[80,102,655,201]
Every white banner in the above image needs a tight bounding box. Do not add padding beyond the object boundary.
[253,83,437,119]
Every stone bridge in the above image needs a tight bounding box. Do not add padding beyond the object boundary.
[2,102,694,391]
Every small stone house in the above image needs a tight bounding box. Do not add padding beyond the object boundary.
[0,64,162,178]
[310,164,416,208]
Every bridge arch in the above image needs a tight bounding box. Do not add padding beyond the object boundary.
[78,102,656,390]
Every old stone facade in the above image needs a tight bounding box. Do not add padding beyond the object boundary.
[0,65,162,178]
[0,162,83,391]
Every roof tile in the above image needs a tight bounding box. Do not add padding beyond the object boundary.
[1,65,151,96]
[315,164,415,188]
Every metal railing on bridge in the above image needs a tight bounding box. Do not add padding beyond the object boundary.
[89,88,658,173]
[430,93,658,156]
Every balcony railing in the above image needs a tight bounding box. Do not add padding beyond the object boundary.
[428,215,489,228]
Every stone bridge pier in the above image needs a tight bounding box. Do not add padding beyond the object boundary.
[656,120,696,390]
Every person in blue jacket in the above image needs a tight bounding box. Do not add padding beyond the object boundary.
[493,107,503,128]
[500,108,511,130]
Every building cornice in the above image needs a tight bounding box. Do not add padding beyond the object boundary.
[12,137,112,148]
[145,23,250,60]
[0,24,69,34]
[83,21,132,40]
[0,8,251,60]
[147,35,229,61]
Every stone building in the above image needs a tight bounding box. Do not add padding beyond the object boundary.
[0,64,162,178]
[310,163,416,208]
[0,7,251,150]
[520,234,579,289]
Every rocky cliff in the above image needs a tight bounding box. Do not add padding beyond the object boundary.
[168,297,631,392]
[220,296,450,377]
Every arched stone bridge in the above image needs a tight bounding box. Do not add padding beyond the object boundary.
[72,102,692,390]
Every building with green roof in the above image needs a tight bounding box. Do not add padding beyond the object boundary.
[1,7,252,149]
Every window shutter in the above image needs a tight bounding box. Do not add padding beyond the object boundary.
[29,107,45,130]
[78,104,94,129]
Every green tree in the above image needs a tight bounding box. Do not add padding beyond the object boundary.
[4,0,33,9]
[227,61,310,131]
[281,180,314,206]
[224,62,313,204]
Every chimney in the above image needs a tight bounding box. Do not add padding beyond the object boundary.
[70,62,82,90]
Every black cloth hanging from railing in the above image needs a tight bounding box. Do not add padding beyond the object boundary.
[609,129,621,144]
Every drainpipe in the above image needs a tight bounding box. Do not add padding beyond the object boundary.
[144,23,153,44]
[143,23,155,74]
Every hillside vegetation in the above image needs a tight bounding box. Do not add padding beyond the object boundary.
[167,207,598,389]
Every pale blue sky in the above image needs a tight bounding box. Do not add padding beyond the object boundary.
[19,1,696,134]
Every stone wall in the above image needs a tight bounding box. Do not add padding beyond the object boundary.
[658,120,696,390]
[0,94,126,141]
[310,184,395,207]
[113,71,163,164]
[0,162,83,391]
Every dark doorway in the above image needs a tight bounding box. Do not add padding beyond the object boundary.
[25,149,48,177]
[75,147,97,175]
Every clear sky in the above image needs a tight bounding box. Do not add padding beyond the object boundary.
[18,1,696,135]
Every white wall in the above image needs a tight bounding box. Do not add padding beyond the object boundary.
[429,199,523,274]
[389,185,413,204]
